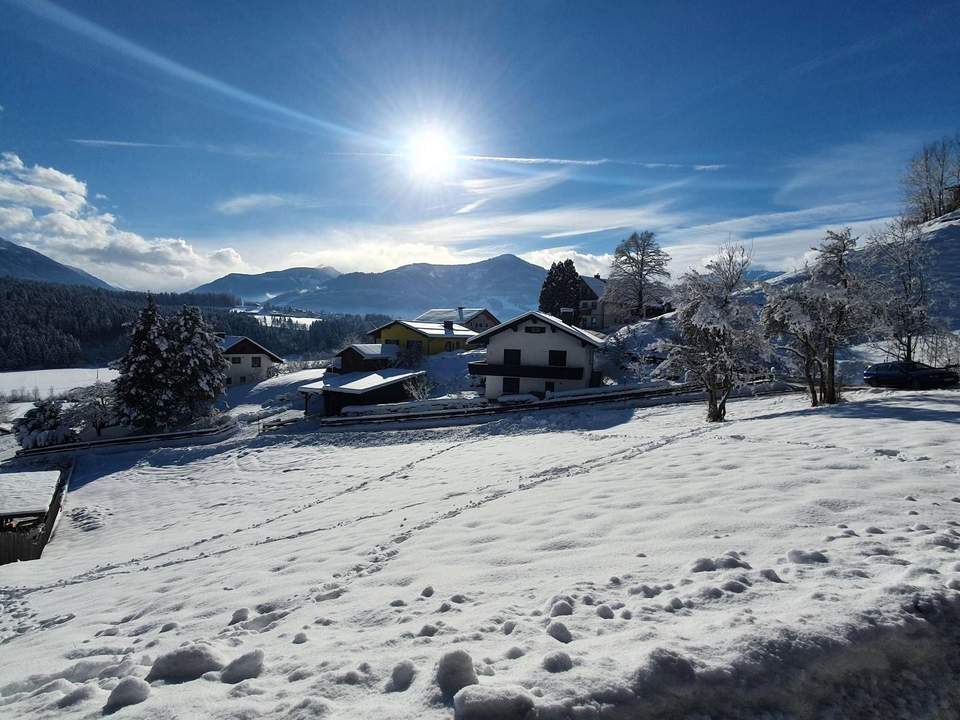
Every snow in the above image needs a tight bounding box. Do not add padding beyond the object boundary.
[0,368,119,397]
[0,470,60,515]
[377,320,476,338]
[469,311,604,348]
[301,369,425,395]
[414,309,487,324]
[2,389,960,718]
[347,343,400,360]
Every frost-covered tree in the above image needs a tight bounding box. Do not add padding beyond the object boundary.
[63,382,118,437]
[903,134,960,223]
[164,306,227,424]
[762,284,828,406]
[403,374,435,401]
[808,228,871,404]
[538,260,580,320]
[662,244,765,422]
[115,295,175,431]
[608,231,671,318]
[13,398,77,449]
[866,217,941,363]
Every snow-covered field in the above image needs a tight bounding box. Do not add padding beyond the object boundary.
[0,368,119,398]
[2,389,960,718]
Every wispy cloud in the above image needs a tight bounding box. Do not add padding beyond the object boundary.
[69,138,272,158]
[462,154,607,166]
[216,193,331,216]
[455,171,567,214]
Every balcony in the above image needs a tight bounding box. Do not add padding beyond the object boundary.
[468,361,584,380]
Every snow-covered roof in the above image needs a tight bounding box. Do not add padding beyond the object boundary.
[580,275,607,299]
[467,311,605,347]
[413,308,488,323]
[347,343,400,359]
[299,369,425,395]
[218,335,246,351]
[370,320,477,339]
[0,471,61,516]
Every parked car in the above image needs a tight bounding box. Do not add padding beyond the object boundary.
[863,361,960,389]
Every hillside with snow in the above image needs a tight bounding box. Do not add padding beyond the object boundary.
[3,389,960,718]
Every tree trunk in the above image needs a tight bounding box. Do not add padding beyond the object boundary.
[706,388,725,422]
[803,359,818,407]
[823,342,839,404]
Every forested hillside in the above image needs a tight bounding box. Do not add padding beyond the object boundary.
[0,278,387,370]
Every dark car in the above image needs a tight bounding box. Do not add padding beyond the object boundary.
[863,361,960,389]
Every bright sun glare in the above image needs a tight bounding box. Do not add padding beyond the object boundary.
[405,128,456,181]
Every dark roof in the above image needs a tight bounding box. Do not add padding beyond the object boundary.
[218,335,284,363]
[467,311,604,347]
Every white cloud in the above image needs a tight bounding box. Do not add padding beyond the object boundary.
[520,247,614,277]
[455,171,567,214]
[216,193,320,215]
[0,151,250,290]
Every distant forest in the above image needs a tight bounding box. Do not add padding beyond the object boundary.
[0,278,389,370]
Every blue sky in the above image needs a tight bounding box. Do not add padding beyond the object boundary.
[1,0,958,290]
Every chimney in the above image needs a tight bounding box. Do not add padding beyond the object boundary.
[443,320,454,331]
[559,307,575,325]
[594,273,601,279]
[457,306,464,321]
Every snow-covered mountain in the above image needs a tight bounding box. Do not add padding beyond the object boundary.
[0,236,114,290]
[265,254,547,318]
[191,266,341,302]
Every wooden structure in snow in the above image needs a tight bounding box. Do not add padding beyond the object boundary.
[0,467,71,565]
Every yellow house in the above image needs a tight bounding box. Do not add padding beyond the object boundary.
[368,320,476,355]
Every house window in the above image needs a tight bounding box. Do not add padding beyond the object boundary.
[231,356,241,364]
[524,326,545,334]
[385,339,400,345]
[503,348,521,365]
[239,376,246,384]
[226,377,233,386]
[545,381,555,393]
[406,340,423,351]
[445,341,453,351]
[252,356,262,368]
[503,377,520,394]
[549,350,567,367]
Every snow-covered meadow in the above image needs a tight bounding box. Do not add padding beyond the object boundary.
[0,368,119,399]
[2,389,960,718]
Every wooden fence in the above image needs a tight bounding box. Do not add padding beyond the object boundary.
[15,422,237,459]
[0,463,72,566]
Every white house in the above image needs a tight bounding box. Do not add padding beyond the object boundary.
[218,335,284,385]
[466,311,604,399]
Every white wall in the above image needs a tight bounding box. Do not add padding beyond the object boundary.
[482,317,595,398]
[224,354,277,385]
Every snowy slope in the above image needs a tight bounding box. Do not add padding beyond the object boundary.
[0,237,114,290]
[2,389,960,718]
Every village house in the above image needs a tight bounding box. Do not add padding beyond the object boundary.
[217,335,284,385]
[327,343,399,374]
[298,368,425,416]
[466,311,604,399]
[413,307,501,333]
[368,320,476,355]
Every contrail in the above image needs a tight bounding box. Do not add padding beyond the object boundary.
[7,0,367,141]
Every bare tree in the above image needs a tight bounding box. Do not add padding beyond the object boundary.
[662,244,766,422]
[608,231,671,318]
[403,374,435,401]
[866,216,941,363]
[903,135,960,223]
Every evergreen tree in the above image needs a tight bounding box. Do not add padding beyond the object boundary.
[164,306,227,423]
[538,259,580,321]
[115,295,175,430]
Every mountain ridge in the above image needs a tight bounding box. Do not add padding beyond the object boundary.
[0,236,114,290]
[191,266,341,302]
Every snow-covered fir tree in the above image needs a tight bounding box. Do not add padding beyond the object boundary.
[163,306,227,424]
[115,295,175,430]
[13,398,77,449]
[662,244,766,422]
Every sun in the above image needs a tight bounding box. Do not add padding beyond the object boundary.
[405,127,456,181]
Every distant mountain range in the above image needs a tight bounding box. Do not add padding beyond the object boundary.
[0,236,114,290]
[191,266,341,302]
[269,254,547,317]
